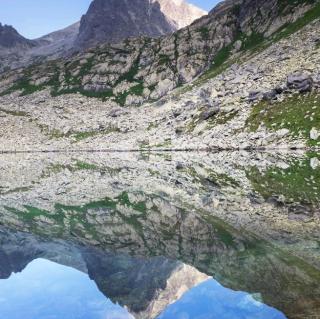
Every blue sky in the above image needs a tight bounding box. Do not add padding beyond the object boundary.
[0,0,220,39]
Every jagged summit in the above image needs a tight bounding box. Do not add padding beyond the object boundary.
[0,0,206,71]
[154,0,207,29]
[75,0,206,49]
[0,23,34,49]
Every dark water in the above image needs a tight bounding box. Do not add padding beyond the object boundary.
[0,151,319,319]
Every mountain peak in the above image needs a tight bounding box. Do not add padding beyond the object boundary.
[155,0,207,29]
[0,23,34,49]
[75,0,206,49]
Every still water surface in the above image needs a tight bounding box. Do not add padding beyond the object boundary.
[0,151,319,319]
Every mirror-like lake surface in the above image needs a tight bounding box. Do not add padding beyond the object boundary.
[0,151,319,319]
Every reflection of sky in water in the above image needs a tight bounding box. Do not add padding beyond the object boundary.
[0,258,133,319]
[0,259,288,319]
[158,279,287,319]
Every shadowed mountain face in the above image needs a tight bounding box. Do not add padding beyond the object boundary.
[0,151,319,318]
[75,0,176,49]
[0,23,34,50]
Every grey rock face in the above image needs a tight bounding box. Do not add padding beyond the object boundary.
[75,0,206,49]
[75,0,175,49]
[0,23,34,49]
[287,72,313,92]
[0,22,79,74]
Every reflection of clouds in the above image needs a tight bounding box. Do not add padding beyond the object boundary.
[0,258,133,319]
[158,279,287,319]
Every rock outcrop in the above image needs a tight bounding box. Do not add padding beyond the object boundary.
[0,23,34,50]
[75,0,206,49]
[0,24,37,73]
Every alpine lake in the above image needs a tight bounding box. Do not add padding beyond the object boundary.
[0,150,319,319]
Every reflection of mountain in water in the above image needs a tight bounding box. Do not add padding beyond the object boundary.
[0,226,208,319]
[0,151,319,318]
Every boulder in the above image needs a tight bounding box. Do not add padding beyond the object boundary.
[233,40,242,51]
[312,73,320,89]
[310,127,320,140]
[125,94,144,106]
[199,105,220,121]
[287,72,313,93]
[262,89,278,101]
[199,88,211,99]
[310,157,320,169]
[248,90,262,103]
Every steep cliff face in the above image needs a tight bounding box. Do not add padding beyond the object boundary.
[0,23,34,50]
[75,0,206,49]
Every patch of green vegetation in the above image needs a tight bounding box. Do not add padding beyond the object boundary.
[181,166,239,190]
[0,186,32,195]
[72,126,120,142]
[158,54,171,65]
[246,93,320,146]
[0,107,28,117]
[202,214,236,247]
[0,62,61,97]
[77,57,94,78]
[155,139,172,148]
[246,154,320,205]
[198,27,210,40]
[206,110,239,128]
[273,0,320,43]
[75,161,99,170]
[147,168,160,176]
[147,122,159,131]
[4,205,64,224]
[240,32,265,51]
[0,77,44,96]
[115,83,144,106]
[116,192,147,214]
[206,170,240,188]
[3,191,154,240]
[72,131,100,141]
[52,87,114,100]
[139,141,151,149]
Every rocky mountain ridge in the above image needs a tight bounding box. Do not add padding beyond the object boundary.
[75,0,206,49]
[0,0,320,151]
[0,0,317,102]
[0,23,34,50]
[0,0,205,73]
